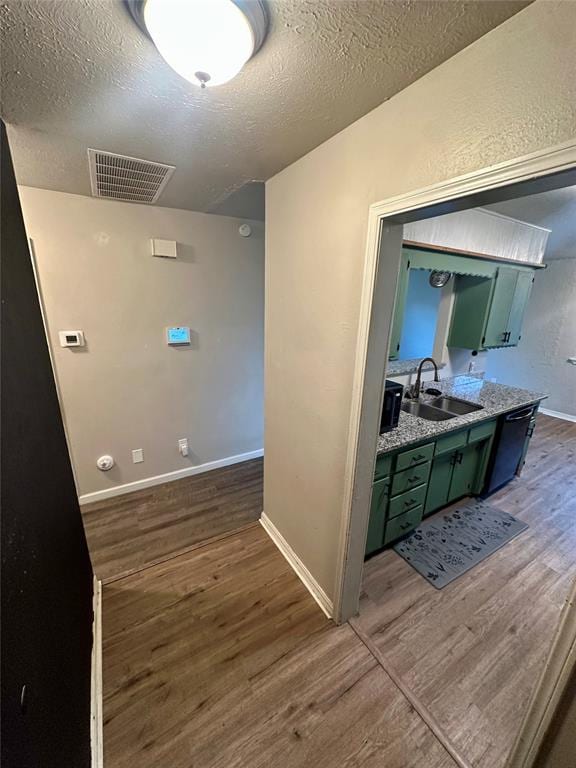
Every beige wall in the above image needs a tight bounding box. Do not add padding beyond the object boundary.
[19,188,264,498]
[265,1,576,601]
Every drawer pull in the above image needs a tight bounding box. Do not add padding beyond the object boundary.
[400,522,412,530]
[413,454,425,462]
[407,475,419,482]
[404,499,416,507]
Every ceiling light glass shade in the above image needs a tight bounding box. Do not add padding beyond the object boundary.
[142,0,259,87]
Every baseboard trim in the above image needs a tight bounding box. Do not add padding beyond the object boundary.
[91,577,103,768]
[260,512,334,619]
[539,408,576,423]
[79,449,264,505]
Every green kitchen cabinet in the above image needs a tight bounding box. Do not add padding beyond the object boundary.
[388,252,411,360]
[448,266,534,351]
[425,439,491,515]
[507,270,534,345]
[366,476,390,555]
[424,451,453,514]
[448,442,484,501]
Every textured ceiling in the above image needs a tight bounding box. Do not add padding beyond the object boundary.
[487,187,576,261]
[0,0,530,219]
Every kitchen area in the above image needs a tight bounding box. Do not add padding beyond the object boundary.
[353,193,576,768]
[365,205,552,567]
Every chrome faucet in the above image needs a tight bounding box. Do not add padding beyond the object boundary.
[408,357,440,399]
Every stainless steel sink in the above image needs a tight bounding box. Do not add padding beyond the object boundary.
[401,401,456,421]
[427,396,484,415]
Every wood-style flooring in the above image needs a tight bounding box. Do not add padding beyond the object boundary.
[102,414,576,767]
[354,414,576,768]
[103,524,458,768]
[82,458,263,581]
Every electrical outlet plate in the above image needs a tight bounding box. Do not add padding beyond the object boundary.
[59,330,85,347]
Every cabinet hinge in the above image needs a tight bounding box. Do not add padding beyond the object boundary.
[397,343,400,351]
[407,260,411,269]
[481,336,485,346]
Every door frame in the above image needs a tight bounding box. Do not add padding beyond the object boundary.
[330,137,576,762]
[333,135,576,761]
[335,138,576,623]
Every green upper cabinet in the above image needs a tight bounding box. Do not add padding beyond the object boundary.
[448,266,534,351]
[388,252,410,360]
[507,270,534,345]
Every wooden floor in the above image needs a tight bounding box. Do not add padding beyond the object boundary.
[354,414,576,768]
[102,414,576,767]
[103,524,459,768]
[82,458,263,581]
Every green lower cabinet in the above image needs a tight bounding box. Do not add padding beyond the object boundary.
[425,438,492,515]
[366,476,390,555]
[424,451,453,515]
[448,442,483,502]
[367,417,504,555]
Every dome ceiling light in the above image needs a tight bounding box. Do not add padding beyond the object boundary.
[429,270,452,288]
[127,0,268,88]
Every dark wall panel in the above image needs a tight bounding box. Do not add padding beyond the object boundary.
[1,122,94,767]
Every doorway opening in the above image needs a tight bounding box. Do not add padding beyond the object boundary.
[337,142,576,768]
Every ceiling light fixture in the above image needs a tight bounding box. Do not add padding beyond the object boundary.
[429,270,452,288]
[127,0,268,88]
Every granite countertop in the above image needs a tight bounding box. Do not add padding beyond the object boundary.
[386,358,447,377]
[377,374,547,454]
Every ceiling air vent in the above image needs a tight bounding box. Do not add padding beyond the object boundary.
[88,149,175,204]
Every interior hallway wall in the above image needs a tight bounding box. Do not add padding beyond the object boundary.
[264,0,576,605]
[19,188,264,498]
[486,257,576,417]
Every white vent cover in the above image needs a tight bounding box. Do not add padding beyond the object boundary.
[88,149,175,204]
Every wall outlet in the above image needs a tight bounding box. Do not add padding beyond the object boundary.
[178,438,189,457]
[132,448,144,463]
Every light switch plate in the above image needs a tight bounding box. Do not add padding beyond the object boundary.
[132,448,144,463]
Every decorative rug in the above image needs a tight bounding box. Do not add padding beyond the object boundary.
[393,500,529,589]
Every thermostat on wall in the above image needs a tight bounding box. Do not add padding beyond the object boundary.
[166,327,191,345]
[59,330,85,347]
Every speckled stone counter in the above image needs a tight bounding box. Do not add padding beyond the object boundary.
[386,358,446,377]
[377,374,547,454]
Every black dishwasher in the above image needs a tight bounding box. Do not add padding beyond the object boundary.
[483,405,537,496]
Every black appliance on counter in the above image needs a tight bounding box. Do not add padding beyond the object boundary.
[380,379,403,433]
[483,404,537,495]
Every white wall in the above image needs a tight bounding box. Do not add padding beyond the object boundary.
[265,0,576,603]
[19,188,264,498]
[486,258,576,417]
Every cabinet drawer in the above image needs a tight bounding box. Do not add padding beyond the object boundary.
[391,461,431,496]
[434,429,467,457]
[374,453,392,481]
[388,483,427,519]
[384,505,423,545]
[395,442,434,472]
[468,419,497,444]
